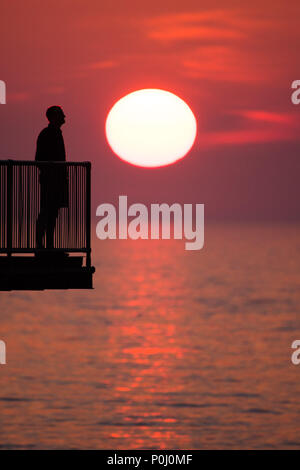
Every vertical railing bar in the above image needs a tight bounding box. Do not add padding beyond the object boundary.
[6,160,13,257]
[86,162,91,268]
[27,166,30,248]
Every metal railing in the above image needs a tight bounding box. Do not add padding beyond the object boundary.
[0,160,91,267]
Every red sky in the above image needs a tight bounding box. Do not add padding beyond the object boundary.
[1,0,300,220]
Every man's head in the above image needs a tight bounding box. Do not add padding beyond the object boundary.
[46,105,65,127]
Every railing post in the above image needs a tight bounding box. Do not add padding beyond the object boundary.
[6,160,13,257]
[86,162,91,268]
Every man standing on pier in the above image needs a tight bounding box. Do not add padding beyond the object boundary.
[35,106,68,250]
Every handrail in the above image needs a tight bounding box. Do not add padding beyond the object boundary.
[0,160,91,267]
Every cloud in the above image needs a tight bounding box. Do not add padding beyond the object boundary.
[236,110,299,125]
[88,60,119,70]
[200,109,300,147]
[143,8,295,84]
[201,129,297,147]
[145,9,271,43]
[8,91,31,102]
[181,45,255,82]
[148,26,242,41]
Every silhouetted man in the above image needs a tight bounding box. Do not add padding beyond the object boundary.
[35,106,68,249]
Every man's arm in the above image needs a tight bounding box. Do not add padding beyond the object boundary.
[35,129,50,161]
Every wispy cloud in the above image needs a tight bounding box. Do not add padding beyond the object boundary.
[181,45,254,82]
[236,110,299,125]
[8,91,31,102]
[148,25,242,41]
[201,128,298,147]
[88,60,119,70]
[143,8,291,84]
[200,109,300,147]
[145,9,271,42]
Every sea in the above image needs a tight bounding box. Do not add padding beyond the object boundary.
[0,223,299,449]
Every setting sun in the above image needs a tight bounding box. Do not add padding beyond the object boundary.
[105,89,197,168]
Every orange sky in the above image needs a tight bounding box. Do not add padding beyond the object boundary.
[1,0,300,220]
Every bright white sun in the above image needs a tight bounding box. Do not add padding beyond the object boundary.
[105,88,197,168]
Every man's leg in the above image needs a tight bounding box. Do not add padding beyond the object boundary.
[46,207,59,249]
[36,207,47,249]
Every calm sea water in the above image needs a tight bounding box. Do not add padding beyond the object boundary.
[0,224,300,449]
